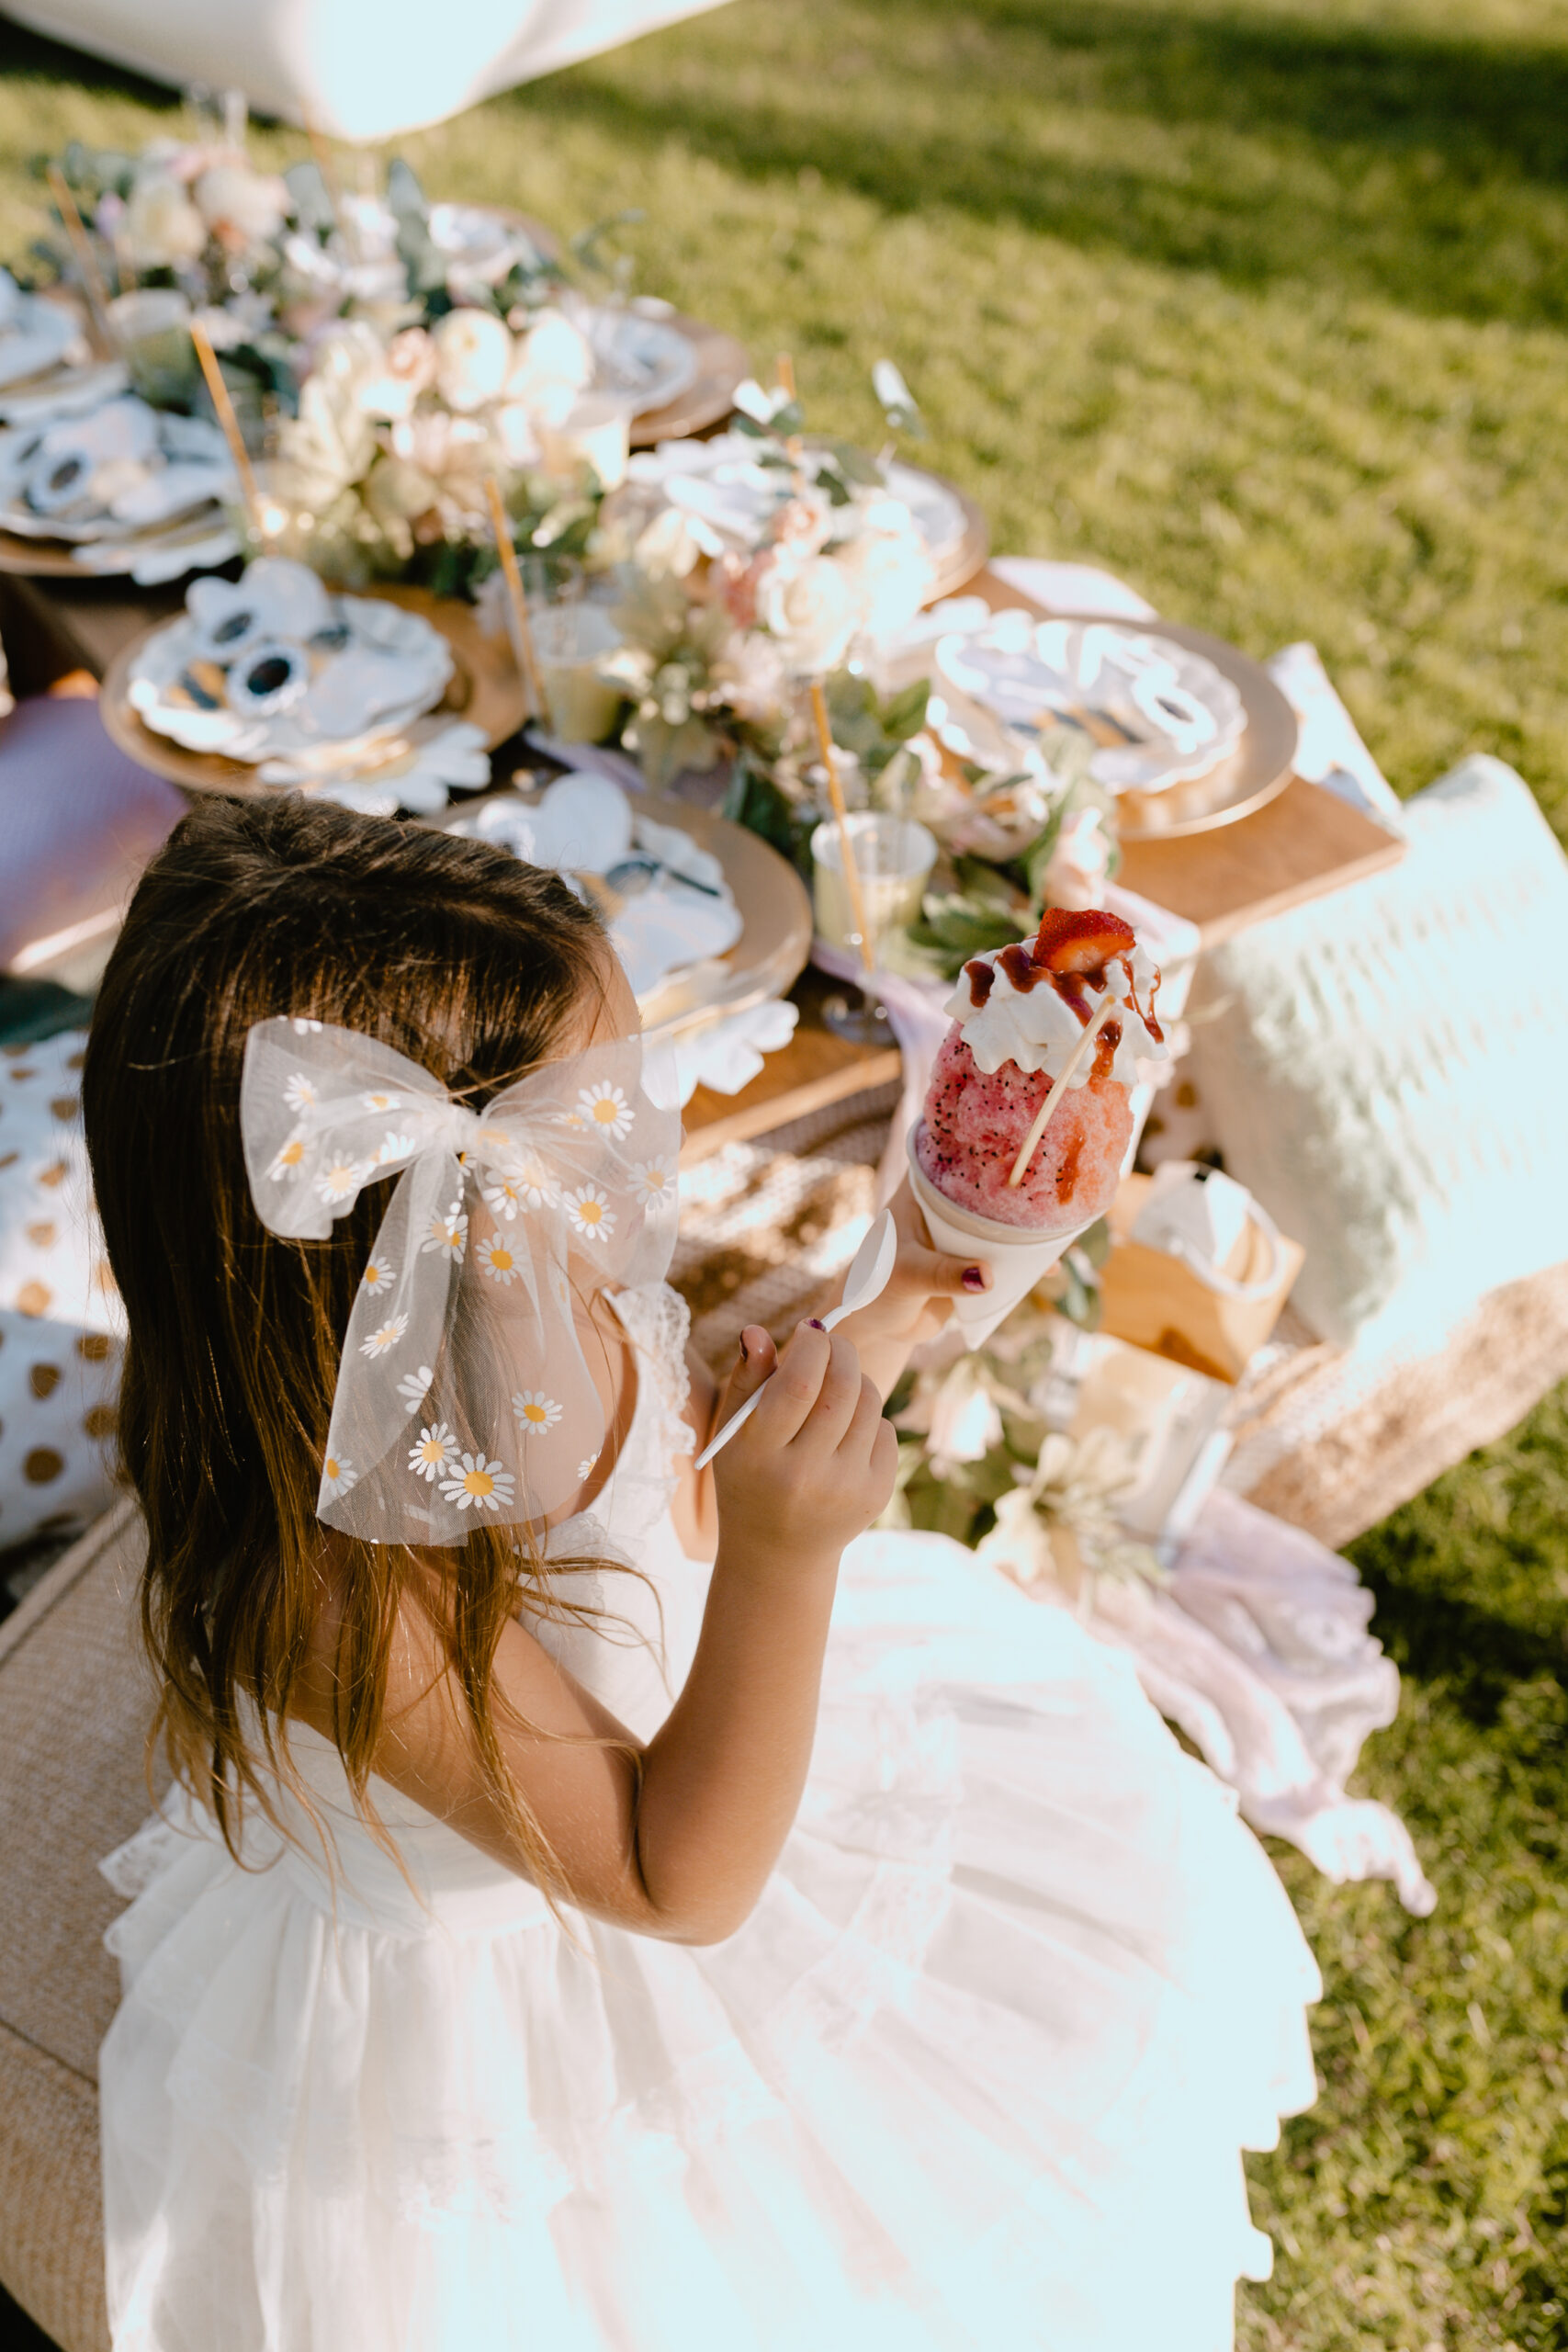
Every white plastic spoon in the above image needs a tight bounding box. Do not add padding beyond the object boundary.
[694,1207,898,1471]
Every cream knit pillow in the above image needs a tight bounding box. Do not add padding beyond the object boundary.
[1188,756,1568,1348]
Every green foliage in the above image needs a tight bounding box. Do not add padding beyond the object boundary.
[4,5,1568,2335]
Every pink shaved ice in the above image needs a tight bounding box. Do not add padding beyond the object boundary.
[916,1028,1131,1232]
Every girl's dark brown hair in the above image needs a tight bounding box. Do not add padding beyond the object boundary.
[82,794,609,1884]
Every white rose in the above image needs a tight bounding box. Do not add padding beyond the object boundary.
[832,500,932,644]
[193,164,288,248]
[125,176,208,268]
[713,628,788,724]
[504,309,594,427]
[279,324,387,494]
[365,454,438,522]
[758,549,860,677]
[432,309,513,413]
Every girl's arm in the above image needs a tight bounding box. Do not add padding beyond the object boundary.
[826,1173,990,1401]
[344,1321,895,1946]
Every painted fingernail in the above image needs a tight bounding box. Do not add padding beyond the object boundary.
[962,1266,988,1293]
[806,1317,828,1331]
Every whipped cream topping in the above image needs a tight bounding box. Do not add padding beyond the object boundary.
[942,936,1170,1090]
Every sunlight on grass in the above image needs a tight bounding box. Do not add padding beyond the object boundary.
[1,4,1565,2341]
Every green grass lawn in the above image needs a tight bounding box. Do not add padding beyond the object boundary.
[2,4,1566,2341]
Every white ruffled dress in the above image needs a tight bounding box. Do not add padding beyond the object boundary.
[99,1283,1320,2352]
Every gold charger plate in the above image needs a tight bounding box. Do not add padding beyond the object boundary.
[918,469,989,604]
[634,791,813,1042]
[627,312,751,448]
[437,782,813,1042]
[97,583,527,797]
[1052,616,1301,842]
[0,528,112,578]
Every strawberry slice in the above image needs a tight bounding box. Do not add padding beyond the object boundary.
[1031,908,1136,976]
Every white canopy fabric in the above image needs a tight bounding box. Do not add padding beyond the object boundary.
[11,0,732,142]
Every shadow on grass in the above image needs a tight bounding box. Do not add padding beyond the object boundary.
[535,0,1568,327]
[0,19,180,117]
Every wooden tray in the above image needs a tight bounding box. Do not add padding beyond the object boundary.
[96,583,526,797]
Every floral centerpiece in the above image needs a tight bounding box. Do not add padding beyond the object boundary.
[32,141,639,588]
[883,1300,1163,1603]
[575,368,1122,967]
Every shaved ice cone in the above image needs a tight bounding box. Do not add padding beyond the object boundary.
[908,906,1171,1349]
[908,1126,1094,1351]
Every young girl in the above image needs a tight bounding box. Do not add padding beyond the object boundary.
[86,796,1318,2352]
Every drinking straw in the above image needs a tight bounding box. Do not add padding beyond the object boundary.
[1005,989,1123,1188]
[808,679,876,978]
[483,474,549,729]
[45,166,116,355]
[189,320,262,534]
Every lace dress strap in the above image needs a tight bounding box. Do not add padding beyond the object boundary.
[605,1281,695,1471]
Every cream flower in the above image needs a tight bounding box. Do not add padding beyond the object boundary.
[284,1073,317,1112]
[359,1313,409,1359]
[277,323,383,500]
[315,1158,365,1206]
[355,326,438,422]
[759,548,860,677]
[320,1453,357,1501]
[422,1205,468,1260]
[563,1185,615,1242]
[475,1234,523,1286]
[360,1253,397,1295]
[513,1390,562,1434]
[832,500,932,643]
[192,164,288,249]
[438,1451,516,1513]
[408,1421,456,1482]
[361,1091,402,1114]
[268,1132,306,1182]
[432,308,514,413]
[125,175,207,268]
[396,1364,435,1414]
[503,309,594,427]
[377,1130,417,1165]
[578,1081,633,1139]
[576,1452,601,1482]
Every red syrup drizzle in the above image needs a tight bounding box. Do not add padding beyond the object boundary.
[964,957,996,1009]
[963,916,1164,1117]
[1055,1127,1085,1204]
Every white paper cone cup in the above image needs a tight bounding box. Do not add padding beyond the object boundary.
[908,1127,1092,1350]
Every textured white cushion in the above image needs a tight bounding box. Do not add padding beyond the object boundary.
[1188,755,1568,1348]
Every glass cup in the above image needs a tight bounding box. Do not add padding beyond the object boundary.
[531,601,624,744]
[107,288,197,409]
[810,812,938,1043]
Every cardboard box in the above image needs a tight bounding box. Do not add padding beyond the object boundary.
[1098,1172,1304,1385]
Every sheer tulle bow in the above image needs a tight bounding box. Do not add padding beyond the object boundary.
[240,1018,682,1541]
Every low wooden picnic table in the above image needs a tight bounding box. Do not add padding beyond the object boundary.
[0,561,1404,1160]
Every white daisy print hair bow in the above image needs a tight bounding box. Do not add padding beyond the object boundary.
[241,1019,681,1544]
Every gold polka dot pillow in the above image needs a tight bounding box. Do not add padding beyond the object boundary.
[0,1030,122,1547]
